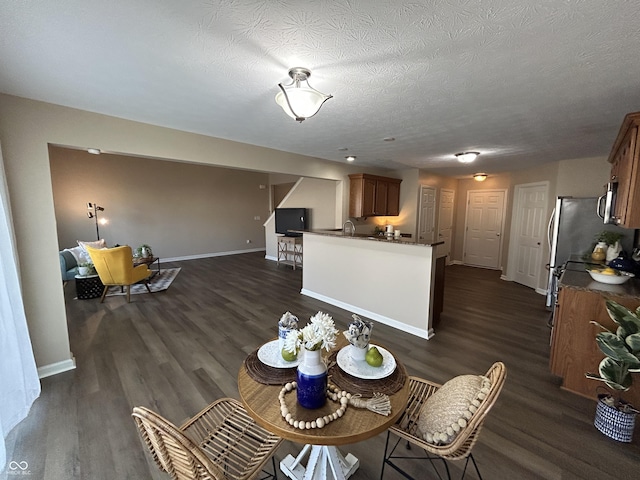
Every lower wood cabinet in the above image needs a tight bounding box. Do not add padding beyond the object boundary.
[550,286,640,406]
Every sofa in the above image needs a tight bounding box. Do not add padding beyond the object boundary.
[60,239,107,281]
[60,250,79,281]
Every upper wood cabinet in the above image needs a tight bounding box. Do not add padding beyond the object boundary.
[348,174,402,218]
[607,112,640,228]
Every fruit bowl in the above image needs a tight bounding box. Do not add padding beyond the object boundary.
[587,269,635,285]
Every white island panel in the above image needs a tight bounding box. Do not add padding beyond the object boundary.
[301,233,436,339]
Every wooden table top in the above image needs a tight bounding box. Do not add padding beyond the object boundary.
[237,341,409,446]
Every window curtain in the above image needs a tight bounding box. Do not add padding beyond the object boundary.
[0,146,41,472]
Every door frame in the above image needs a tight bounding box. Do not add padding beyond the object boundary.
[437,188,455,262]
[505,181,549,293]
[462,189,508,269]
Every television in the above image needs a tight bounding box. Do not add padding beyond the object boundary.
[275,208,308,237]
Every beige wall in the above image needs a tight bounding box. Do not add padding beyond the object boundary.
[0,91,622,373]
[264,177,339,259]
[556,156,609,197]
[0,94,363,373]
[50,147,270,257]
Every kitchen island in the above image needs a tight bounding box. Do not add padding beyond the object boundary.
[300,231,444,339]
[550,269,640,406]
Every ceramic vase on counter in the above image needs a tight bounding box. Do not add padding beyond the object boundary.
[296,349,327,409]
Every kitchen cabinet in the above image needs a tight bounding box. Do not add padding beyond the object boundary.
[607,112,640,228]
[550,276,640,407]
[348,174,402,218]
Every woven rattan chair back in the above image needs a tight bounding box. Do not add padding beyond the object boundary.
[133,398,282,480]
[381,361,507,479]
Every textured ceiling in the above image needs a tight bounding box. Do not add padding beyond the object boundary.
[2,1,640,177]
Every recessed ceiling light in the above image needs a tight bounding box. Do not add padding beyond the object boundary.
[87,148,101,155]
[473,173,488,182]
[345,156,356,162]
[383,137,395,142]
[455,151,480,163]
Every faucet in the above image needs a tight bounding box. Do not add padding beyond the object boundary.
[342,220,356,236]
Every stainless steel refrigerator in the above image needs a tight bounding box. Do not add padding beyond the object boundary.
[546,196,635,308]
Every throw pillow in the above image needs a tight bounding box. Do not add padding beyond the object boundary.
[77,239,107,262]
[63,246,85,264]
[416,374,491,445]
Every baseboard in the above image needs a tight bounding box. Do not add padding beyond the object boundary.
[265,255,277,262]
[162,247,266,263]
[500,274,510,281]
[449,260,463,265]
[300,289,433,340]
[535,287,547,296]
[38,356,76,379]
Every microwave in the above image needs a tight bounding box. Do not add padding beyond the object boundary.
[597,182,618,224]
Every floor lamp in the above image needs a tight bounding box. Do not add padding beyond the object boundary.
[86,202,105,240]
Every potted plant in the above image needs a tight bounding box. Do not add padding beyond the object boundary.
[77,262,95,276]
[585,299,640,441]
[595,230,624,246]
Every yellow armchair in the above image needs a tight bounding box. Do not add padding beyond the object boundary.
[86,245,152,303]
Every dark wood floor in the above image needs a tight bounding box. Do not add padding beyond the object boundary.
[3,253,640,479]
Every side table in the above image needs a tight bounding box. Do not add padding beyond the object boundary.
[75,274,104,299]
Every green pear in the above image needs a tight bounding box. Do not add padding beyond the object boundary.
[365,346,383,367]
[281,347,297,362]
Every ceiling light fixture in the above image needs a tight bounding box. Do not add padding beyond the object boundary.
[345,156,356,162]
[87,148,101,155]
[473,173,488,182]
[455,151,480,163]
[275,67,332,122]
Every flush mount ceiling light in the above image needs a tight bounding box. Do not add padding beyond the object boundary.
[87,148,101,155]
[455,151,480,163]
[345,156,356,162]
[275,67,332,122]
[473,173,488,182]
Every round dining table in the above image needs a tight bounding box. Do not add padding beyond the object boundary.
[237,339,410,480]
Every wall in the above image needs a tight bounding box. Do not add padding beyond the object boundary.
[50,147,270,257]
[264,177,339,259]
[0,93,364,374]
[556,156,609,197]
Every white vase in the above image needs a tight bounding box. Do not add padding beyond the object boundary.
[348,344,368,361]
[606,241,622,263]
[78,266,90,276]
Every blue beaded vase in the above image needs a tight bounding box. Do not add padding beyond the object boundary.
[296,349,327,409]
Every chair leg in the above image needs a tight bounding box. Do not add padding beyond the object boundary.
[100,286,109,303]
[144,281,152,294]
[460,454,482,480]
[126,285,131,303]
[380,431,452,480]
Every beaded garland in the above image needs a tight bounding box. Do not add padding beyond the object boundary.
[279,382,350,430]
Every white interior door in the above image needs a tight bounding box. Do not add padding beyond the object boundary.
[464,190,506,269]
[437,189,455,261]
[510,183,548,289]
[417,186,436,244]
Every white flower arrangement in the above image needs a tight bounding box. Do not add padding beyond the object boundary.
[284,311,339,352]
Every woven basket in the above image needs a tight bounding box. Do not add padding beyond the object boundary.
[594,395,636,442]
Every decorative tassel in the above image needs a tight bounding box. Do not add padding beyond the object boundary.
[348,393,391,416]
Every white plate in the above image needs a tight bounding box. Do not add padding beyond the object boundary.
[587,269,634,285]
[257,340,301,368]
[336,344,396,380]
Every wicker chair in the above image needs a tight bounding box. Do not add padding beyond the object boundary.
[380,362,507,480]
[132,398,282,480]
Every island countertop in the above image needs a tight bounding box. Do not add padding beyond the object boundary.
[559,269,640,299]
[292,229,444,247]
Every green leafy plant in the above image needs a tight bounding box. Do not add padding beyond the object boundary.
[78,262,95,275]
[586,300,640,392]
[594,230,624,246]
